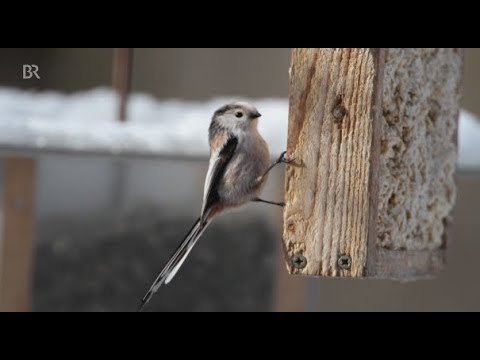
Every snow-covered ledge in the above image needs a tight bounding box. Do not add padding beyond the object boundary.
[0,87,479,170]
[0,87,287,160]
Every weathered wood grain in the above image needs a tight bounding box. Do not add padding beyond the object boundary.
[283,48,383,277]
[283,48,463,280]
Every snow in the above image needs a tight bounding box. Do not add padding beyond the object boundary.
[458,110,480,170]
[0,87,478,170]
[0,87,287,159]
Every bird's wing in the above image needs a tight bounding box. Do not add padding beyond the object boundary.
[200,134,238,220]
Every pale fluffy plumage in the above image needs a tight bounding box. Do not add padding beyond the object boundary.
[139,102,272,311]
[217,126,270,208]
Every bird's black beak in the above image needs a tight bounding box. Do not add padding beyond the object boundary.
[251,111,262,119]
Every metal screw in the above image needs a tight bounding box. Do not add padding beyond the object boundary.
[291,254,307,269]
[337,254,352,270]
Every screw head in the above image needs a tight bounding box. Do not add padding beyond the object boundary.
[291,254,307,269]
[337,254,352,270]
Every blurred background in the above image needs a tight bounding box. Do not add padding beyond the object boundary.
[0,48,479,311]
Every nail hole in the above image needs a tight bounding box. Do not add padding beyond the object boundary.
[287,222,295,232]
[333,104,346,121]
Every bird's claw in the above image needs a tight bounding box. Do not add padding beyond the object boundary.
[278,151,294,164]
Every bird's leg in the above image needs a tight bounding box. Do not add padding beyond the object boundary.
[267,151,294,174]
[252,197,285,208]
[255,151,294,185]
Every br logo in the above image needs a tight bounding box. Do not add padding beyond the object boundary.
[23,65,40,79]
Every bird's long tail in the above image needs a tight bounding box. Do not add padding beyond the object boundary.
[138,217,210,311]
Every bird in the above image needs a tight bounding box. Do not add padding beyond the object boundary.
[138,101,291,311]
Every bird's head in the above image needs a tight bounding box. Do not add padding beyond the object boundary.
[211,102,262,131]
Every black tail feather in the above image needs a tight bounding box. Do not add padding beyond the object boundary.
[138,217,205,311]
[138,290,152,312]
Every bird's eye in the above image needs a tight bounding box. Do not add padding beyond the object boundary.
[235,111,243,118]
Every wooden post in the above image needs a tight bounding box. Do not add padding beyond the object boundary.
[283,48,463,280]
[0,158,35,311]
[270,173,308,311]
[273,245,309,311]
[111,49,134,216]
[112,48,134,122]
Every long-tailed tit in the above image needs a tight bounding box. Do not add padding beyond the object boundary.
[139,102,291,311]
